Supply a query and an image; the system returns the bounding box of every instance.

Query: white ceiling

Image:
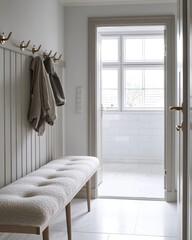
[59,0,176,6]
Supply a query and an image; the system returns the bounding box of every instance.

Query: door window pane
[124,38,143,61]
[144,38,164,61]
[102,69,118,89]
[145,70,164,88]
[101,68,119,109]
[102,90,118,108]
[123,68,164,109]
[125,90,143,107]
[101,38,119,62]
[124,69,143,89]
[145,90,164,107]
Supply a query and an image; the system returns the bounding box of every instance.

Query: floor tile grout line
[102,232,178,239]
[133,200,141,234]
[52,229,178,238]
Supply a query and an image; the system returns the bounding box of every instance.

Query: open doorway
[97,25,165,199]
[88,16,176,202]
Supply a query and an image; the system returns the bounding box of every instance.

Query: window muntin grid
[100,33,165,111]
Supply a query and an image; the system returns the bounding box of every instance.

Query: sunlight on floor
[98,162,164,199]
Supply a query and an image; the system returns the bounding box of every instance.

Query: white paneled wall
[102,111,164,163]
[0,47,65,189]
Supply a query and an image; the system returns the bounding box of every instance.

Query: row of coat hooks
[0,31,62,62]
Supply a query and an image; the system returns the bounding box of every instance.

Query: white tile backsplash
[102,112,164,162]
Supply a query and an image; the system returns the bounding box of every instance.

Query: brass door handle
[169,106,183,111]
[169,104,183,131]
[176,122,183,131]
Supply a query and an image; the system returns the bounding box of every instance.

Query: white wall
[64,3,177,155]
[102,112,164,162]
[0,0,66,187]
[0,0,65,56]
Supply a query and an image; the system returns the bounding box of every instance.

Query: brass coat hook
[51,52,57,59]
[20,40,30,51]
[32,44,41,54]
[54,54,62,62]
[0,32,12,44]
[43,50,52,59]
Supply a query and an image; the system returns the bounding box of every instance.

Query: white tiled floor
[98,162,164,199]
[19,198,177,240]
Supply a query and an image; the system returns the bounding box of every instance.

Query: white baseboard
[77,189,177,202]
[102,158,163,164]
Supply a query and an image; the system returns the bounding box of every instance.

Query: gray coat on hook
[28,56,57,135]
[44,57,66,106]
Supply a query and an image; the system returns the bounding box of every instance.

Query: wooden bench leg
[43,226,49,240]
[66,202,72,240]
[86,180,91,212]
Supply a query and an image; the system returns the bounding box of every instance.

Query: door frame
[88,16,176,200]
[187,0,192,237]
[177,0,192,239]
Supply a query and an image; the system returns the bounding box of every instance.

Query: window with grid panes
[100,33,164,111]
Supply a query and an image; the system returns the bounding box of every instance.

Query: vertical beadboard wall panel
[16,53,22,180]
[0,47,65,188]
[0,49,5,188]
[21,55,27,177]
[10,51,17,183]
[4,50,11,185]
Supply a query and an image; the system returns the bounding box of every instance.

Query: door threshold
[98,195,165,201]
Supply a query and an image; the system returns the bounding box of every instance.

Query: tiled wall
[102,111,164,163]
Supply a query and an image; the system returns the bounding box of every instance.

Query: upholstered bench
[0,156,99,240]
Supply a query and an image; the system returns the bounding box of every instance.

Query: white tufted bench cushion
[0,156,99,240]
